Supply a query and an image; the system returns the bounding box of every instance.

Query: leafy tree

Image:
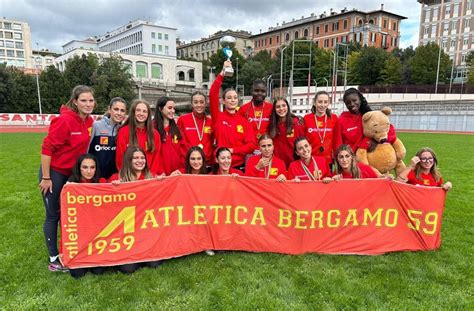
[92,54,135,113]
[5,66,37,112]
[409,42,451,84]
[239,60,267,96]
[39,65,69,113]
[380,55,403,85]
[0,63,14,112]
[467,51,474,85]
[348,47,388,85]
[392,46,415,84]
[347,51,361,84]
[63,54,99,90]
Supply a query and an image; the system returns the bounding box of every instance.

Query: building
[251,5,406,57]
[0,18,33,68]
[57,20,202,90]
[418,0,473,82]
[177,30,252,61]
[62,19,177,59]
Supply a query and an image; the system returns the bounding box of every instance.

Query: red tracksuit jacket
[272,118,305,168]
[238,100,273,140]
[304,113,341,165]
[245,155,287,179]
[159,126,184,175]
[177,112,214,164]
[210,74,257,167]
[41,105,94,176]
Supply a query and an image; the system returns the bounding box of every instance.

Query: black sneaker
[48,259,69,272]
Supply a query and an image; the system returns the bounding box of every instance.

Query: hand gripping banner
[60,176,446,268]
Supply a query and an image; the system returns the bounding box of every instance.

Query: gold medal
[256,133,262,139]
[198,143,204,149]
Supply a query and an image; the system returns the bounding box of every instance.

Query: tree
[0,63,14,112]
[348,47,389,85]
[239,60,267,96]
[92,54,135,113]
[346,51,361,84]
[3,66,37,112]
[409,42,451,84]
[39,65,69,113]
[467,51,474,85]
[392,46,416,84]
[380,55,403,85]
[63,54,99,90]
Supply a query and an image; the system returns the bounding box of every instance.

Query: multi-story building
[251,5,406,57]
[177,30,252,61]
[63,19,177,59]
[418,0,473,81]
[0,18,33,68]
[57,20,202,90]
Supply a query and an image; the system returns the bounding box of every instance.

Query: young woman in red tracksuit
[287,136,331,182]
[245,134,287,181]
[268,97,304,168]
[154,96,183,175]
[39,85,95,272]
[330,144,379,180]
[177,91,214,167]
[304,91,341,166]
[238,79,273,146]
[211,147,244,176]
[210,61,257,169]
[338,88,396,153]
[67,154,106,278]
[115,100,161,175]
[396,147,452,190]
[110,146,164,272]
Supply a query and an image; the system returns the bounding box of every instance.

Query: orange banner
[60,176,446,268]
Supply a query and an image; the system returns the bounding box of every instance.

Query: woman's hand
[276,174,286,182]
[332,174,342,181]
[156,173,166,180]
[322,177,332,184]
[256,157,270,170]
[111,180,121,186]
[409,156,420,169]
[39,179,53,195]
[170,170,181,176]
[442,181,452,191]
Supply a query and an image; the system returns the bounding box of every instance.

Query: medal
[315,114,327,153]
[192,112,205,149]
[319,146,324,153]
[256,133,262,139]
[251,102,265,136]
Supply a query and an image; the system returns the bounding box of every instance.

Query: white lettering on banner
[0,113,101,127]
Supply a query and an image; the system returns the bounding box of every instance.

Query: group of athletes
[38,60,452,277]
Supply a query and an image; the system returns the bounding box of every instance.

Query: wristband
[42,177,51,180]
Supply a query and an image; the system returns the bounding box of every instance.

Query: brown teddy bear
[356,107,406,176]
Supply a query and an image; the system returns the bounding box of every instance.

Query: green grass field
[0,132,473,310]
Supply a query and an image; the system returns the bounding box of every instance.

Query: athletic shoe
[205,250,215,256]
[48,259,69,272]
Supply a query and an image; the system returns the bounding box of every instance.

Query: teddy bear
[355,107,406,176]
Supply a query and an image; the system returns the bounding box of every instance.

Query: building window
[151,32,155,39]
[465,18,471,29]
[15,41,23,49]
[152,44,156,53]
[265,38,267,45]
[294,31,299,39]
[151,63,162,79]
[444,22,449,31]
[431,25,437,36]
[188,69,195,81]
[4,22,11,30]
[392,22,397,31]
[5,40,13,48]
[158,33,162,39]
[177,71,185,81]
[464,36,469,46]
[332,22,339,31]
[13,32,22,40]
[324,24,328,32]
[159,45,163,52]
[445,5,451,17]
[12,23,21,30]
[6,49,14,57]
[269,37,272,44]
[285,33,290,41]
[304,28,309,37]
[0,49,4,56]
[136,62,148,78]
[165,46,169,54]
[450,40,456,47]
[324,39,329,48]
[164,34,169,40]
[343,20,348,29]
[433,8,438,18]
[371,33,376,42]
[16,50,24,58]
[4,32,12,39]
[315,26,320,34]
[276,35,279,43]
[383,19,387,28]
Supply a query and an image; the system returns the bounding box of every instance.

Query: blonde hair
[333,144,360,178]
[414,147,442,183]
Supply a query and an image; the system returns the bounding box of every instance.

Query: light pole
[323,77,329,92]
[235,57,239,89]
[435,41,442,94]
[279,45,288,96]
[34,43,42,114]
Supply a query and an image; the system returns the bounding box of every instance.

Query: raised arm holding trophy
[219,35,236,77]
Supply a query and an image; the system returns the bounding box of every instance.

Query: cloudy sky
[2,0,421,53]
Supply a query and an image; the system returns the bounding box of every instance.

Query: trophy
[219,35,236,77]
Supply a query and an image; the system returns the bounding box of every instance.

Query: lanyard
[301,157,320,181]
[314,114,327,147]
[191,112,205,144]
[251,102,265,131]
[263,157,273,179]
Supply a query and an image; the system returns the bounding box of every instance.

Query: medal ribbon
[263,157,273,179]
[314,114,327,149]
[252,102,265,131]
[191,112,205,144]
[301,157,320,181]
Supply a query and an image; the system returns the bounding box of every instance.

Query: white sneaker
[205,250,215,256]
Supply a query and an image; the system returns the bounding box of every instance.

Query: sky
[1,0,421,53]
